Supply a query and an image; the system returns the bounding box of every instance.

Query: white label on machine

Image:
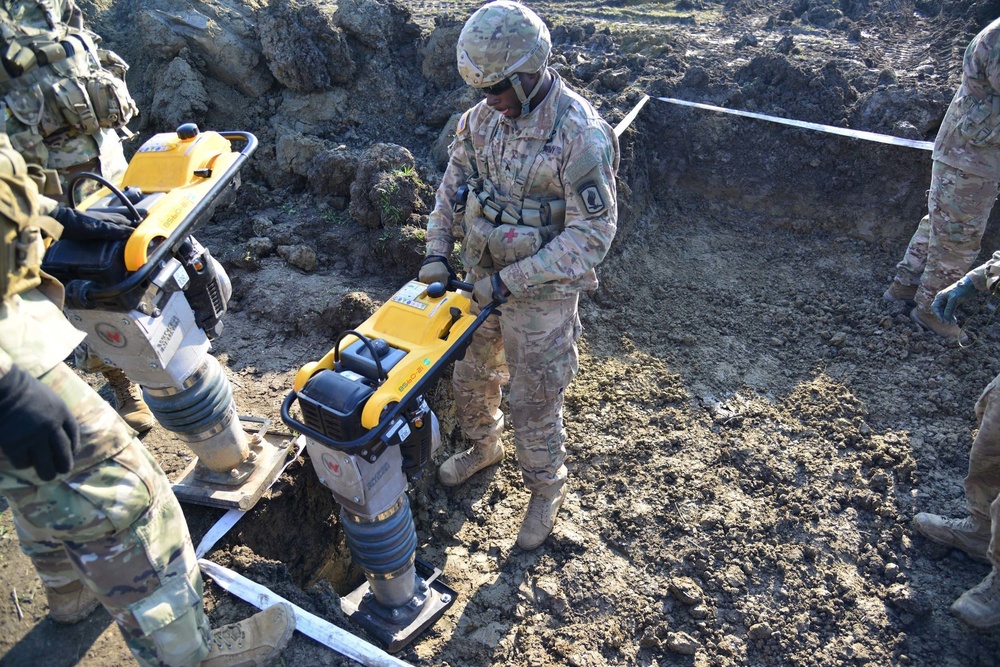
[391,281,427,310]
[397,422,411,441]
[173,265,190,289]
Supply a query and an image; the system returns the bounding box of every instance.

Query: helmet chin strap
[509,70,547,116]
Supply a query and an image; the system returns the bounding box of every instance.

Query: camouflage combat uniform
[0,0,136,201]
[425,70,619,495]
[0,0,142,383]
[0,132,210,666]
[937,251,1000,568]
[895,17,1000,311]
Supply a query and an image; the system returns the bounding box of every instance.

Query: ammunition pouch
[51,76,99,135]
[488,224,541,268]
[84,67,137,129]
[460,176,567,270]
[1,32,136,145]
[958,93,1000,147]
[0,171,62,300]
[461,214,494,270]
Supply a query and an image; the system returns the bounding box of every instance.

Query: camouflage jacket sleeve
[425,112,476,259]
[500,119,620,298]
[965,250,1000,291]
[962,19,1000,100]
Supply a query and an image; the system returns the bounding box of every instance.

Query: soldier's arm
[983,29,1000,95]
[965,250,1000,291]
[425,113,475,259]
[500,121,619,297]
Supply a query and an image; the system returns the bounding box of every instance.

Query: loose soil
[4,1,1000,666]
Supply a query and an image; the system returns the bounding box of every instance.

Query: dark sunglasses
[481,78,513,96]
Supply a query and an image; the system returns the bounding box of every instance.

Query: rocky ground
[4,0,1000,665]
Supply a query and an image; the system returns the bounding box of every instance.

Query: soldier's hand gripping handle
[0,365,79,481]
[51,205,136,241]
[419,255,456,285]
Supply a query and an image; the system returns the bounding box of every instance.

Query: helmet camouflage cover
[456,0,551,88]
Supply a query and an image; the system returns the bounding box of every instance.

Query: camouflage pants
[0,362,210,666]
[895,160,1000,311]
[964,373,1000,569]
[453,271,581,495]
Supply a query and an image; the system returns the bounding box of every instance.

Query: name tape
[613,93,934,151]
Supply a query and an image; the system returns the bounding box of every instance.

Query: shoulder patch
[457,109,472,135]
[578,181,608,215]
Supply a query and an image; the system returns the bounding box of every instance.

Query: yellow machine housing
[78,129,240,272]
[294,280,478,430]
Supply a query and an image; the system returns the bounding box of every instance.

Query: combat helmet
[457,0,551,115]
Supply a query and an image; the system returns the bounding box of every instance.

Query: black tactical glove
[0,365,79,481]
[418,255,454,286]
[51,205,136,241]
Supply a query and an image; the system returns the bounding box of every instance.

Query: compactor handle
[65,131,258,309]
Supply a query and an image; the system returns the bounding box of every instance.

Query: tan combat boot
[45,580,101,624]
[437,441,504,487]
[910,307,970,345]
[912,513,991,563]
[952,569,1000,628]
[200,602,296,667]
[516,484,567,550]
[103,368,155,433]
[883,280,917,305]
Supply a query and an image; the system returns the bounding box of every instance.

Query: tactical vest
[0,1,137,165]
[457,93,573,271]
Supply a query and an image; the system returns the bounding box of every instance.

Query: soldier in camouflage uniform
[0,132,295,666]
[0,0,154,431]
[908,256,1000,628]
[420,0,619,550]
[885,17,1000,342]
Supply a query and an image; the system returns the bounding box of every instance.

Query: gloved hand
[51,205,136,241]
[418,255,454,285]
[472,273,509,307]
[472,275,493,307]
[932,276,978,323]
[0,365,78,481]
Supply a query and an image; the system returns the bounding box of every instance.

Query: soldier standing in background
[909,253,1000,628]
[420,0,619,550]
[0,0,153,430]
[884,17,1000,343]
[0,131,296,666]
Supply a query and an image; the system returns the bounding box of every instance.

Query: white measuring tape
[614,93,935,151]
[200,559,414,667]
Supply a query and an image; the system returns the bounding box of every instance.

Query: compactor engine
[42,124,289,510]
[282,278,496,652]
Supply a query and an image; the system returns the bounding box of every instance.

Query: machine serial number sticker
[391,281,428,310]
[173,265,190,289]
